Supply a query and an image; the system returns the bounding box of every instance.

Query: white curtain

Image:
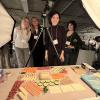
[0,3,14,47]
[82,0,100,29]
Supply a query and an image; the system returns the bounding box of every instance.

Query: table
[0,66,97,100]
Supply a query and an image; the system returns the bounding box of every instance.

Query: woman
[64,20,82,65]
[45,11,66,66]
[29,17,45,67]
[13,17,31,67]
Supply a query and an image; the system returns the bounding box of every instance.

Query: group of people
[13,11,83,68]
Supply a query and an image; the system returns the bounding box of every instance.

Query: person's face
[21,18,29,29]
[51,14,60,26]
[32,18,39,27]
[68,23,74,31]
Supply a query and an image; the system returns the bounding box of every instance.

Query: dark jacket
[65,32,82,52]
[29,27,44,50]
[29,27,45,66]
[45,25,66,54]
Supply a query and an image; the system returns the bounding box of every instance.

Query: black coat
[45,25,66,55]
[65,32,82,52]
[29,27,45,66]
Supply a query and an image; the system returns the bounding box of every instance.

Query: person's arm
[61,26,66,50]
[60,26,66,62]
[77,34,83,49]
[28,30,32,50]
[28,33,33,50]
[60,50,64,62]
[13,27,17,45]
[45,50,48,61]
[45,28,50,62]
[28,29,31,41]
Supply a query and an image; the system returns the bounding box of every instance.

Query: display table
[0,66,97,100]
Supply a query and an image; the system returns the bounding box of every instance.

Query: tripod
[25,13,61,67]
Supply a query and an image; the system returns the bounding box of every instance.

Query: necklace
[50,26,58,40]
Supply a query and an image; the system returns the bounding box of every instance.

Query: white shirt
[13,26,31,48]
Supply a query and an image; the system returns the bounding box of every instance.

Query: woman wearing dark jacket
[45,11,66,66]
[64,20,82,65]
[29,17,45,67]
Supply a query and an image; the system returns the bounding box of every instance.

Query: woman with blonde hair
[13,17,31,67]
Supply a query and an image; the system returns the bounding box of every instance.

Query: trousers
[15,47,30,67]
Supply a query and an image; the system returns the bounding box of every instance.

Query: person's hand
[68,45,74,48]
[60,51,64,62]
[45,50,48,62]
[45,54,48,62]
